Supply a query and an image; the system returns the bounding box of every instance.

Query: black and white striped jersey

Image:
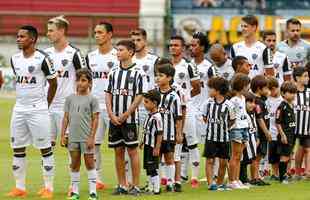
[294,87,310,136]
[105,63,148,124]
[157,88,182,142]
[202,98,235,142]
[143,112,163,148]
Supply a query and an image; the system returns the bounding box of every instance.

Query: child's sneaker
[96,181,107,190]
[174,182,182,192]
[6,188,27,198]
[191,178,199,188]
[67,192,80,200]
[208,184,218,191]
[227,181,241,189]
[128,186,141,196]
[217,184,231,191]
[161,178,168,186]
[88,193,98,200]
[40,188,53,199]
[166,184,173,192]
[112,185,128,195]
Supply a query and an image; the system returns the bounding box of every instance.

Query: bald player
[208,44,235,81]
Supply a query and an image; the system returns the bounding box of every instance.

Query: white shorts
[174,143,183,162]
[183,113,199,147]
[95,110,109,144]
[49,111,64,142]
[10,110,51,149]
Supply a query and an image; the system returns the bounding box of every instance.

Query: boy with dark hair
[231,56,251,75]
[276,81,298,184]
[203,77,235,191]
[155,64,183,192]
[250,75,271,186]
[266,78,282,180]
[293,67,310,179]
[105,39,148,195]
[140,89,163,195]
[61,68,100,200]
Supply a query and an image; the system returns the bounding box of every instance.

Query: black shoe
[140,182,150,192]
[270,175,279,181]
[256,179,271,186]
[128,186,141,196]
[174,182,182,192]
[181,176,189,183]
[112,185,128,195]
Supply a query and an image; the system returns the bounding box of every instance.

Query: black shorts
[277,134,295,156]
[108,123,138,148]
[257,139,268,157]
[268,141,280,164]
[160,141,175,154]
[203,141,230,159]
[143,145,159,171]
[299,136,310,148]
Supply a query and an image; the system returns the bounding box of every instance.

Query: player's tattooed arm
[175,118,183,144]
[60,112,69,147]
[47,77,57,107]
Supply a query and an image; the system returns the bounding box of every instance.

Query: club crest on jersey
[178,72,185,79]
[107,61,114,69]
[61,59,68,67]
[274,63,280,69]
[223,72,229,79]
[28,65,35,73]
[252,53,258,60]
[128,130,135,140]
[142,65,149,72]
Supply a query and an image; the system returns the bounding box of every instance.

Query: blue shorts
[230,128,249,143]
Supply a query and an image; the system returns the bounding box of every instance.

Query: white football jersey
[272,51,291,85]
[174,58,200,103]
[133,52,158,90]
[192,58,212,108]
[86,48,118,110]
[230,95,249,129]
[11,50,56,112]
[207,58,235,81]
[266,96,283,141]
[277,39,310,68]
[230,41,268,78]
[45,44,86,112]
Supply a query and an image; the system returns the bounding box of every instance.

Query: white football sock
[13,156,26,190]
[42,154,55,191]
[71,171,80,195]
[87,169,97,195]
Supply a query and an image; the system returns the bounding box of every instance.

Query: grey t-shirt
[64,94,100,142]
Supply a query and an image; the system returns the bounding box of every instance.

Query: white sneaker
[227,181,241,189]
[237,180,250,189]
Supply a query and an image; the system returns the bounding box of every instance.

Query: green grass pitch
[1,97,310,200]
